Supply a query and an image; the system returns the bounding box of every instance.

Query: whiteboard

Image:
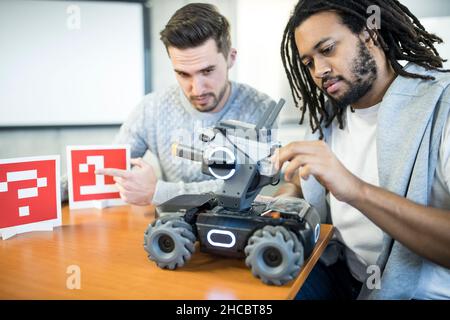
[0,0,145,126]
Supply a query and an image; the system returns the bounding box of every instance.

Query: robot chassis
[143,99,321,285]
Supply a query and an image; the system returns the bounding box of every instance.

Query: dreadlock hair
[281,0,449,139]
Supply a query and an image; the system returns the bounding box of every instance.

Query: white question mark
[0,170,47,216]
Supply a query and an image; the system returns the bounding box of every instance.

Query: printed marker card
[0,155,61,240]
[67,145,130,209]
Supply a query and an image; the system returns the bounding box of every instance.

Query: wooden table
[0,205,333,300]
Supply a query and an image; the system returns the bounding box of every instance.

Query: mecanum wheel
[244,225,304,285]
[143,216,196,270]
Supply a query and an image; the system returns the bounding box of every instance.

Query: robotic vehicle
[143,99,321,285]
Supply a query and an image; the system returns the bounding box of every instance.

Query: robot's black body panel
[156,193,320,260]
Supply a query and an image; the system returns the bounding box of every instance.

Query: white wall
[421,16,450,69]
[234,0,300,125]
[401,0,450,18]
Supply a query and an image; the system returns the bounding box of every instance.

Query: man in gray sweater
[94,3,275,206]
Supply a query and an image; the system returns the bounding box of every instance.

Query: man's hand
[274,141,450,268]
[273,140,363,203]
[95,158,157,206]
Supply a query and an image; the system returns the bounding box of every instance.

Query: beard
[323,39,378,109]
[189,81,230,113]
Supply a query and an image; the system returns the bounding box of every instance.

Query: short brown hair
[160,3,231,57]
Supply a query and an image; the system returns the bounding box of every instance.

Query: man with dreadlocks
[275,0,450,299]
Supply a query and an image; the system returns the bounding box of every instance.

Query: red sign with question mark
[0,156,61,239]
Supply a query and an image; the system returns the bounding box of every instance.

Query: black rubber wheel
[143,215,196,270]
[244,225,304,285]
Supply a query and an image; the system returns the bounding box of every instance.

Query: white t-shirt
[329,104,450,299]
